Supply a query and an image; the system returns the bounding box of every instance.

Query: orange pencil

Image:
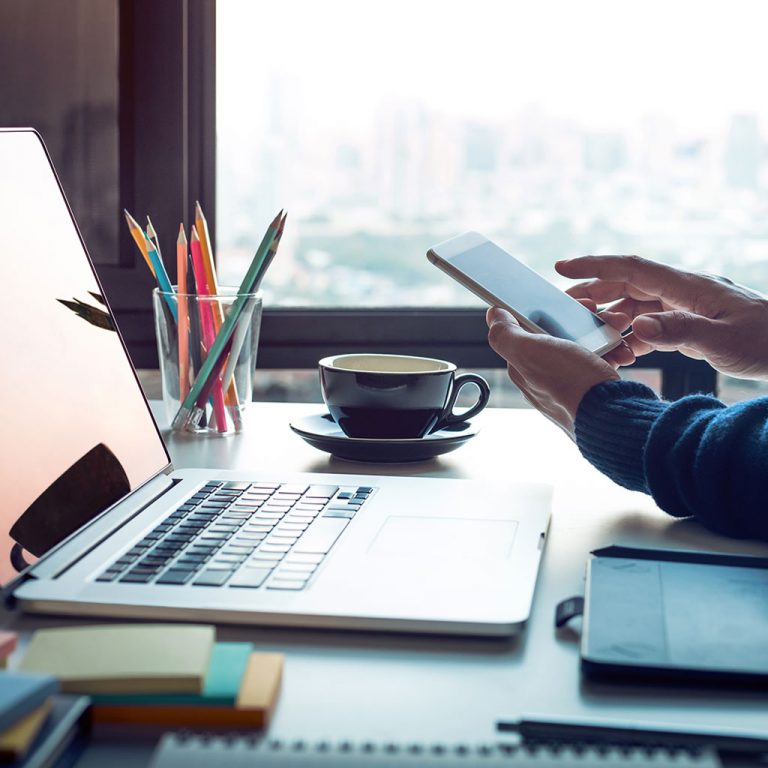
[123,209,156,277]
[194,201,221,323]
[177,224,190,400]
[190,226,228,432]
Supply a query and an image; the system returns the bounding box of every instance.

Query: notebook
[2,127,550,636]
[17,625,215,694]
[0,673,58,735]
[147,733,720,768]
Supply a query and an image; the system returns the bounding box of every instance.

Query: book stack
[17,624,283,728]
[0,669,89,766]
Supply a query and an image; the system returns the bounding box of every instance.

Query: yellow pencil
[177,224,190,400]
[123,209,156,277]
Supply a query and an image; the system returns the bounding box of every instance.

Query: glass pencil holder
[152,287,263,435]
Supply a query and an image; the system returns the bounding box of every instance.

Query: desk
[3,402,768,765]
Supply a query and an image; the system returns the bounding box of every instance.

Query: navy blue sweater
[574,380,768,541]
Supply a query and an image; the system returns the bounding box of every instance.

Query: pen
[498,718,768,753]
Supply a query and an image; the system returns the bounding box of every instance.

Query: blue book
[0,672,58,733]
[92,641,253,706]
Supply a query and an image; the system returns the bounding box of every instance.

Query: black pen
[498,718,768,754]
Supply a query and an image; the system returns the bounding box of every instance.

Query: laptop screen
[0,130,171,587]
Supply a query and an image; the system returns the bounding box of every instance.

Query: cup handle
[439,373,491,427]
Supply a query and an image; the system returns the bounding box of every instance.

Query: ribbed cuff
[575,380,667,493]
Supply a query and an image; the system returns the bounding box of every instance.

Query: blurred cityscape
[217,101,768,308]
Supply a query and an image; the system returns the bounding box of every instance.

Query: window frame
[113,0,716,401]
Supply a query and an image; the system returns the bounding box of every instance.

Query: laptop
[2,128,550,636]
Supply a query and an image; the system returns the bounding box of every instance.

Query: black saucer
[289,413,479,463]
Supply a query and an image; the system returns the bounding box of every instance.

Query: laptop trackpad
[368,516,518,560]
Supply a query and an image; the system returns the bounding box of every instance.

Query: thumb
[633,311,715,346]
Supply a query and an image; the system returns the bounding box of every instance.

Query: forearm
[574,380,768,541]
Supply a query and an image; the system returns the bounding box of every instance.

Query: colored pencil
[172,210,283,432]
[190,226,228,432]
[220,213,286,393]
[145,236,178,322]
[146,217,162,260]
[177,224,190,400]
[194,202,220,315]
[123,209,156,277]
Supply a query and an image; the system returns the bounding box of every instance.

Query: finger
[566,278,658,304]
[576,297,598,313]
[596,309,631,332]
[575,298,630,330]
[632,310,720,350]
[486,305,520,329]
[556,255,701,309]
[608,297,665,319]
[602,338,635,368]
[621,330,656,358]
[487,307,529,359]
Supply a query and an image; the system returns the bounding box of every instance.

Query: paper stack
[17,624,282,728]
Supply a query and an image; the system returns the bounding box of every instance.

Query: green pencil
[172,210,283,432]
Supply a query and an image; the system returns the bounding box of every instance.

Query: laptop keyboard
[96,481,375,591]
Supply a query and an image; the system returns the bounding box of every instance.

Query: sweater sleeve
[574,379,768,541]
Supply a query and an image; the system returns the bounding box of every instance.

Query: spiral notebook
[148,733,719,767]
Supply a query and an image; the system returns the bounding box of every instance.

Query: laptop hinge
[9,473,181,591]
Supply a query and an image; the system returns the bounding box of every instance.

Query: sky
[218,0,768,136]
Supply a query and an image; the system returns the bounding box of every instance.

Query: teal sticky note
[92,642,253,706]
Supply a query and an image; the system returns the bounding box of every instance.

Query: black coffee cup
[319,353,490,439]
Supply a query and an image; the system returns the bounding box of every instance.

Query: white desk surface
[4,402,768,758]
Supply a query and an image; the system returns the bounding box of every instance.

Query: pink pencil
[190,226,228,432]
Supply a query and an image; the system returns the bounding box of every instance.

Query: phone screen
[448,240,605,342]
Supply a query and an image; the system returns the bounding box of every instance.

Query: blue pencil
[145,236,178,322]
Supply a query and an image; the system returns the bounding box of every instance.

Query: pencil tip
[190,225,200,242]
[177,223,187,242]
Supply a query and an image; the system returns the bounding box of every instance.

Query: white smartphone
[427,231,622,356]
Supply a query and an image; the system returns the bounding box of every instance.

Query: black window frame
[113,0,716,402]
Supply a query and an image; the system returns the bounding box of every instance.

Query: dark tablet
[578,545,768,686]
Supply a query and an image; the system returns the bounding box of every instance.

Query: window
[217,0,768,318]
[216,0,768,399]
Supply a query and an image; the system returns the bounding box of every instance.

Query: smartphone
[427,231,622,356]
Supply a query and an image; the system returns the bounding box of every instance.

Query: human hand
[557,255,768,380]
[486,307,620,438]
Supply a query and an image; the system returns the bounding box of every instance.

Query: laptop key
[306,485,339,498]
[157,569,195,585]
[119,572,155,584]
[323,509,356,519]
[293,518,349,554]
[228,568,272,588]
[96,570,122,582]
[284,553,324,565]
[267,578,307,591]
[193,569,233,586]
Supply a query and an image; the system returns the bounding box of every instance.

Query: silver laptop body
[2,128,550,636]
